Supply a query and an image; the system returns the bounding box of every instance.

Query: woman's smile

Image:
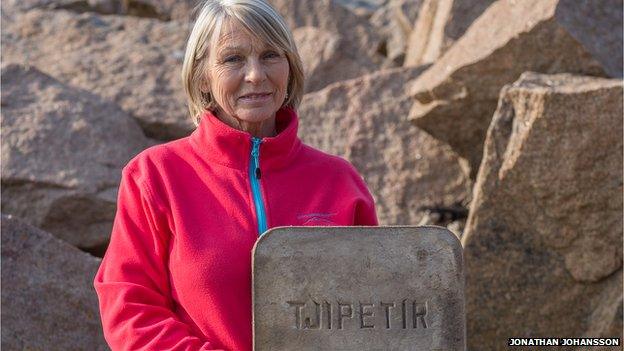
[238,92,273,104]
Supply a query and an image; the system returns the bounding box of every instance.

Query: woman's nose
[244,58,267,84]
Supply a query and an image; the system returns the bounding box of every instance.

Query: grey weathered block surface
[253,226,465,351]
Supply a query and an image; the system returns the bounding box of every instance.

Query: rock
[253,226,465,350]
[1,63,149,254]
[0,213,107,350]
[1,8,193,140]
[370,0,423,67]
[407,0,621,177]
[269,0,382,88]
[293,26,378,93]
[417,202,468,239]
[581,282,623,348]
[462,72,623,350]
[298,66,472,228]
[1,0,197,20]
[403,0,495,66]
[0,0,118,14]
[269,0,377,44]
[334,0,384,14]
[121,0,198,21]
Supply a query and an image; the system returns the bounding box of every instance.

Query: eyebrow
[219,46,246,52]
[217,44,278,54]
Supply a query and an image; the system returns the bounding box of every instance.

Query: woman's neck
[215,110,277,138]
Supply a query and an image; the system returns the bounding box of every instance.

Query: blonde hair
[181,0,304,126]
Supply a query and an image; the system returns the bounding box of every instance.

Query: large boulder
[298,66,472,230]
[269,0,380,49]
[1,8,193,140]
[462,72,623,350]
[407,0,622,177]
[1,0,197,20]
[293,26,379,93]
[403,0,495,66]
[122,0,198,21]
[0,0,115,15]
[269,0,382,90]
[370,0,423,67]
[1,214,107,350]
[1,64,149,255]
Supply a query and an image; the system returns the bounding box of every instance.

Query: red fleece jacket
[93,107,378,350]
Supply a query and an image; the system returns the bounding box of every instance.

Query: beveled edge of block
[252,225,461,262]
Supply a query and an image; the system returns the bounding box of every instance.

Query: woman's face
[205,20,290,129]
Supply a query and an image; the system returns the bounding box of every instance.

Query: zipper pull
[251,137,262,179]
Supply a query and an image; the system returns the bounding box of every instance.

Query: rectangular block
[252,226,465,351]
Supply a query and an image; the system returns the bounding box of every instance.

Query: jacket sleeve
[93,165,222,351]
[355,194,378,226]
[350,166,379,226]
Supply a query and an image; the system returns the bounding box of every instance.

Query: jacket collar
[189,107,302,171]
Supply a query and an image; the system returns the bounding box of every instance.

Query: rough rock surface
[1,64,149,254]
[293,26,378,93]
[123,0,198,21]
[269,0,379,47]
[269,0,382,85]
[1,0,198,20]
[1,8,193,140]
[462,73,623,350]
[1,0,116,14]
[407,0,621,177]
[403,0,495,66]
[370,0,423,67]
[1,214,106,350]
[298,66,472,229]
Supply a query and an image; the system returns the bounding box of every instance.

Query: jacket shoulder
[298,143,376,213]
[124,138,190,174]
[299,144,358,172]
[298,144,369,190]
[121,137,193,209]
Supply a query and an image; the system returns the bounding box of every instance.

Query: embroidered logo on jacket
[297,212,337,226]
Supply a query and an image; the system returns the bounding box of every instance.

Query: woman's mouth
[239,92,272,102]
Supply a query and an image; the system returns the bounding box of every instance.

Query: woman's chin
[234,107,278,123]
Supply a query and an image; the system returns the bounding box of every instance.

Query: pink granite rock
[463,72,623,350]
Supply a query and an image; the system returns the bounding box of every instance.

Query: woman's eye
[223,55,242,63]
[264,51,280,59]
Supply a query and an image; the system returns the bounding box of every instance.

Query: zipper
[250,137,268,236]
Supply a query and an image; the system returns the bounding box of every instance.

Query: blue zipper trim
[250,137,268,236]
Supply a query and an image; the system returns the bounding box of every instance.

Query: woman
[93,0,378,350]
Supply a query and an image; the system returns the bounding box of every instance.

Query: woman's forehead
[214,19,270,52]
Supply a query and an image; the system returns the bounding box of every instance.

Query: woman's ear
[199,79,210,93]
